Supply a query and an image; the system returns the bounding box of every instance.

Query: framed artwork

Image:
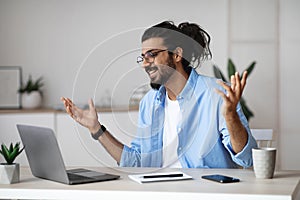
[0,66,22,109]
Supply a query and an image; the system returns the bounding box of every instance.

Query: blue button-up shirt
[120,69,257,168]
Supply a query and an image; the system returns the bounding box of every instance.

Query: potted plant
[213,58,256,121]
[0,142,24,184]
[18,75,44,109]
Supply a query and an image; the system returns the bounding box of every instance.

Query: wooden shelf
[0,108,58,114]
[0,105,139,114]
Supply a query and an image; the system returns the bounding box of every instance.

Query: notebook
[128,171,193,184]
[17,124,120,185]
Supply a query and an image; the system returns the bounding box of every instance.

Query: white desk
[0,167,300,200]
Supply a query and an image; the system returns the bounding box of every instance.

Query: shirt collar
[177,68,198,100]
[155,67,199,103]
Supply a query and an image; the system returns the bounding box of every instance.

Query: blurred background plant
[213,58,256,121]
[18,75,44,94]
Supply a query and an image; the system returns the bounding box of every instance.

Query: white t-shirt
[162,93,183,168]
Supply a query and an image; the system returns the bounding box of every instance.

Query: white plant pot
[0,163,20,184]
[21,91,42,109]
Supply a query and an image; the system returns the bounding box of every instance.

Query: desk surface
[0,167,300,200]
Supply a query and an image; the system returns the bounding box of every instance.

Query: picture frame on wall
[0,66,22,109]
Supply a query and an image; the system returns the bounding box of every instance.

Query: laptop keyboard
[67,173,94,181]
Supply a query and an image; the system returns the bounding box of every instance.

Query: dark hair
[142,21,212,72]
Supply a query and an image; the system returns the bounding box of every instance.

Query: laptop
[17,124,120,185]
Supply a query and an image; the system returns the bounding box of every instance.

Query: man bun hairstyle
[142,21,212,72]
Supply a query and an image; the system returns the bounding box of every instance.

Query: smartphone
[201,174,240,183]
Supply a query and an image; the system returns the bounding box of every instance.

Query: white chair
[251,129,273,147]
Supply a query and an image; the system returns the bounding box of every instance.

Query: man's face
[141,37,176,89]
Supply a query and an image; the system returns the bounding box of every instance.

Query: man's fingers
[66,105,74,116]
[88,98,95,110]
[217,80,234,98]
[62,97,75,116]
[66,98,74,105]
[214,88,230,103]
[235,72,241,91]
[231,75,236,91]
[61,97,74,108]
[241,71,248,90]
[61,97,68,108]
[217,79,230,90]
[214,88,226,98]
[61,97,83,123]
[229,71,248,98]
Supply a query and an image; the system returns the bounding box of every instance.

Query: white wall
[1,0,300,170]
[279,0,300,170]
[228,0,280,166]
[229,0,278,130]
[228,0,300,170]
[0,0,228,108]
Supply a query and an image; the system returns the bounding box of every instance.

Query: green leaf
[16,146,25,158]
[14,142,19,149]
[9,148,19,164]
[244,61,256,77]
[0,142,24,164]
[213,65,227,82]
[227,59,237,80]
[18,75,44,93]
[9,143,13,152]
[0,145,3,155]
[2,144,11,163]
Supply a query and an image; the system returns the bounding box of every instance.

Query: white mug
[252,147,276,179]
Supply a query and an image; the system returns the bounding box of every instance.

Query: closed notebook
[128,171,192,184]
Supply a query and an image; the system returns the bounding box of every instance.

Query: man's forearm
[90,122,124,164]
[225,112,248,154]
[98,130,124,164]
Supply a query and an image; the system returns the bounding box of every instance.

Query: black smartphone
[201,174,240,183]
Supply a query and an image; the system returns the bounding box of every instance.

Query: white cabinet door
[0,113,55,165]
[56,111,138,167]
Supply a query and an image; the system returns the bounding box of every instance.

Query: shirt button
[178,147,182,151]
[177,127,182,132]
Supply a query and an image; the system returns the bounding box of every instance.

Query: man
[61,21,257,168]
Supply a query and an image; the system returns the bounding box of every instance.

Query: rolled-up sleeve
[119,94,152,167]
[223,130,257,168]
[221,103,258,168]
[119,145,141,167]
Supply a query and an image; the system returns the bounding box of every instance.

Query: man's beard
[148,57,176,90]
[150,82,161,90]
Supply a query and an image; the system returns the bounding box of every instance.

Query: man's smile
[145,66,158,79]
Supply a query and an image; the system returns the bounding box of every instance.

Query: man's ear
[173,47,183,62]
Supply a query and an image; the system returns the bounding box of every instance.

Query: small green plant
[0,142,24,164]
[18,75,44,94]
[213,58,256,121]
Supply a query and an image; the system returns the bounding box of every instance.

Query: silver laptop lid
[17,124,69,184]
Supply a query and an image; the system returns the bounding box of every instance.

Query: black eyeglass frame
[136,49,168,64]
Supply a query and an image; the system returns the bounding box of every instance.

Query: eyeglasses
[137,49,168,64]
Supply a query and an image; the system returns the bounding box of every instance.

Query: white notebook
[128,171,193,184]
